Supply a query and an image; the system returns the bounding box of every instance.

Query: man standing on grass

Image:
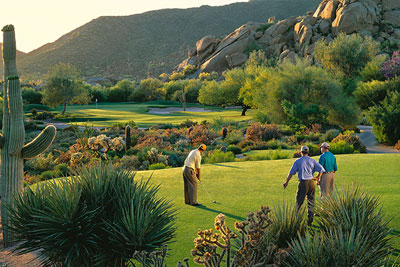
[317,142,337,196]
[283,146,325,226]
[183,144,206,206]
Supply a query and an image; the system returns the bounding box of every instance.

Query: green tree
[252,59,360,129]
[21,87,42,104]
[367,91,400,145]
[315,33,379,79]
[108,79,135,102]
[199,68,249,115]
[129,78,164,102]
[42,63,90,115]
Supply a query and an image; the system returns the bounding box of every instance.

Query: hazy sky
[1,0,247,53]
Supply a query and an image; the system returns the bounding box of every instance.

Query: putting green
[135,154,400,265]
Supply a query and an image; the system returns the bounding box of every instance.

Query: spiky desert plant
[6,163,176,266]
[125,125,131,151]
[1,25,56,246]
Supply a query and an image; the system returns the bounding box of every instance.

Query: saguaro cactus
[125,125,131,151]
[1,25,56,246]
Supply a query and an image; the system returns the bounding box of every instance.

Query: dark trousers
[183,166,197,205]
[296,180,316,226]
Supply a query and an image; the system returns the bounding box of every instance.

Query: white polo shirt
[183,149,202,170]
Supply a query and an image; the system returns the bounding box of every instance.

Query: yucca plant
[6,163,176,266]
[315,186,392,251]
[286,233,329,267]
[286,187,393,267]
[264,201,307,249]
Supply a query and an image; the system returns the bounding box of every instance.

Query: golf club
[199,180,216,203]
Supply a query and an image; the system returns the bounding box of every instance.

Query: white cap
[301,145,309,152]
[320,142,330,148]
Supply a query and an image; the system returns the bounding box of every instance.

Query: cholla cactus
[1,25,56,246]
[111,137,125,151]
[191,206,273,267]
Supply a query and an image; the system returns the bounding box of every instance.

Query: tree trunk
[182,85,186,111]
[62,102,67,115]
[241,106,249,116]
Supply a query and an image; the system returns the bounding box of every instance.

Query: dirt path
[357,125,399,154]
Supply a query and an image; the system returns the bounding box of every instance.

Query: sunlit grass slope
[136,154,400,265]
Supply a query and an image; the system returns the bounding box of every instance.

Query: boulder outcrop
[175,0,400,75]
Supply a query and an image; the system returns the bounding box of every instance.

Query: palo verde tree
[1,25,56,246]
[42,62,90,115]
[252,59,360,129]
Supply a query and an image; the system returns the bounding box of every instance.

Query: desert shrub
[367,91,400,145]
[188,125,217,146]
[319,129,341,142]
[329,140,354,154]
[149,163,168,170]
[360,55,386,82]
[244,150,291,161]
[332,131,367,153]
[116,155,140,171]
[169,72,185,81]
[25,153,56,174]
[54,163,69,176]
[263,124,281,141]
[22,87,43,104]
[179,119,197,128]
[38,170,58,181]
[256,22,273,33]
[135,134,165,150]
[33,111,54,120]
[6,164,176,266]
[287,233,329,267]
[380,50,400,79]
[182,64,197,76]
[395,140,400,151]
[205,150,235,164]
[224,130,244,145]
[245,122,263,141]
[227,145,242,155]
[354,78,400,110]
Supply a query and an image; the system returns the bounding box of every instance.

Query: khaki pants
[183,166,197,205]
[319,172,335,197]
[296,180,316,226]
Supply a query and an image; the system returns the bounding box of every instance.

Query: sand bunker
[148,107,213,114]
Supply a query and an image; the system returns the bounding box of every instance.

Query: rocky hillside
[177,0,400,74]
[2,0,319,80]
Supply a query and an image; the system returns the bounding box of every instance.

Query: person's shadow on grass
[196,205,245,221]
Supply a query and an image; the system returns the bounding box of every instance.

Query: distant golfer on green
[183,144,206,206]
[317,142,337,196]
[283,145,325,226]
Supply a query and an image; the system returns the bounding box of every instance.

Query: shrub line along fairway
[135,154,400,265]
[49,102,253,127]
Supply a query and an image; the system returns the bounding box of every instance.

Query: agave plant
[6,163,176,266]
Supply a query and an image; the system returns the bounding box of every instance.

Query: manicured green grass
[135,154,400,265]
[51,101,253,127]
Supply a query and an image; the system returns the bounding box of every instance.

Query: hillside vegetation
[7,0,319,79]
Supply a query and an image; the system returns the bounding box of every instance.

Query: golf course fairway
[135,153,400,265]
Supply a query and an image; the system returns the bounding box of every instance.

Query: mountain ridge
[5,0,319,80]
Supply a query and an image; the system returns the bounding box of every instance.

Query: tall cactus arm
[21,125,56,159]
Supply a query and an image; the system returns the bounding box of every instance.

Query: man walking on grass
[317,142,337,197]
[183,144,206,206]
[283,146,325,226]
